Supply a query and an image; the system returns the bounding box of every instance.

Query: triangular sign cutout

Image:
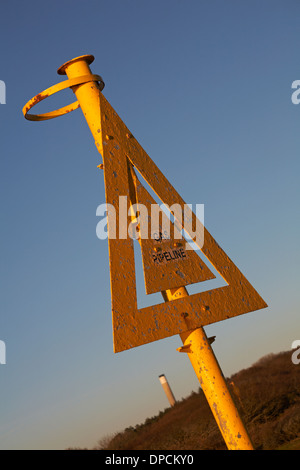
[98,92,267,353]
[128,164,216,295]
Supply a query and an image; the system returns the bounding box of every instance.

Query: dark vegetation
[73,351,300,450]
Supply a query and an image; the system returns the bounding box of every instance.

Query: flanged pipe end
[57,54,95,75]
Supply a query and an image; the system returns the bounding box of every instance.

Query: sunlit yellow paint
[22,54,267,450]
[128,165,215,294]
[22,55,267,354]
[57,55,105,155]
[164,286,254,450]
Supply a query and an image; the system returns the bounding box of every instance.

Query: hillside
[92,350,300,450]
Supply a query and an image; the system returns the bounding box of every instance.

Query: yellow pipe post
[164,286,254,450]
[57,55,105,155]
[59,56,254,450]
[25,55,254,450]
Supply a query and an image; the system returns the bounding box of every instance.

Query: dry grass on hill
[68,350,300,450]
[94,351,300,450]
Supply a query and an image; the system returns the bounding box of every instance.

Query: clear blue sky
[1,0,299,450]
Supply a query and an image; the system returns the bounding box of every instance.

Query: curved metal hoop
[22,74,104,121]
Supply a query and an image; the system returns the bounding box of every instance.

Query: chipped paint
[23,55,266,451]
[22,72,104,121]
[178,313,254,450]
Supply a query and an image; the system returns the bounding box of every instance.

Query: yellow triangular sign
[129,166,216,294]
[99,92,267,353]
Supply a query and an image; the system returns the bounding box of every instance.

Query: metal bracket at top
[22,73,104,121]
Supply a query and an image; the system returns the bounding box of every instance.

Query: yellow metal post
[23,55,258,450]
[164,286,254,450]
[57,55,105,156]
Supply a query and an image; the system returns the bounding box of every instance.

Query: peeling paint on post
[181,329,253,449]
[22,54,268,450]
